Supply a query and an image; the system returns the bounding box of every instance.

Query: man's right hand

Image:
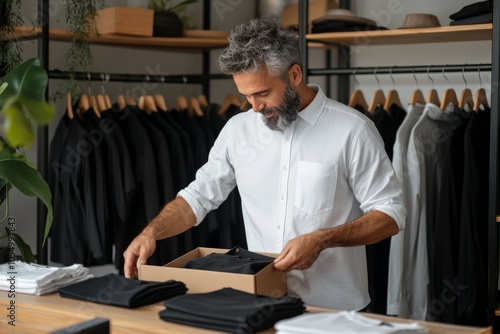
[123,233,156,278]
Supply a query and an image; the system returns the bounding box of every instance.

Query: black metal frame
[37,0,499,329]
[298,0,499,330]
[35,0,217,264]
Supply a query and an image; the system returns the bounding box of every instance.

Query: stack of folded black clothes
[159,288,306,333]
[450,0,493,26]
[184,246,274,274]
[59,273,187,308]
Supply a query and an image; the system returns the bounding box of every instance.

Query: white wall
[3,1,491,274]
[350,0,491,105]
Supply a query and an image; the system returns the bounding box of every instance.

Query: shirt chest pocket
[295,161,338,215]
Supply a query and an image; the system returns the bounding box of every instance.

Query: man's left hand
[273,231,324,272]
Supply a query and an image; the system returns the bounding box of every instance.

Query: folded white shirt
[0,261,93,295]
[275,311,428,334]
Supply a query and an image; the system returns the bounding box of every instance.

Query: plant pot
[153,12,183,37]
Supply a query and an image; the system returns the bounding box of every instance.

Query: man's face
[233,67,301,131]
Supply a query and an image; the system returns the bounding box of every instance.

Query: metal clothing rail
[308,63,492,76]
[48,70,228,84]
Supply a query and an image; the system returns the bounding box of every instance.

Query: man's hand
[123,233,156,278]
[273,231,324,272]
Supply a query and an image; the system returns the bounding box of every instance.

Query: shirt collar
[297,84,326,126]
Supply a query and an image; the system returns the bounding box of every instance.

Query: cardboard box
[95,6,154,37]
[139,247,287,297]
[281,0,338,32]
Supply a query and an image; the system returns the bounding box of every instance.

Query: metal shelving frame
[297,0,499,330]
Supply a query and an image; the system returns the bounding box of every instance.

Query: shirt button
[282,166,287,170]
[277,225,281,230]
[281,195,284,200]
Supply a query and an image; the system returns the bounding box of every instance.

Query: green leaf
[0,82,7,96]
[8,231,36,263]
[0,160,53,245]
[0,179,12,206]
[3,99,34,147]
[0,58,48,106]
[19,97,55,125]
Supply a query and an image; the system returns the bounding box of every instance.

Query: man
[123,18,406,311]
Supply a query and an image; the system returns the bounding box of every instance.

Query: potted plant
[148,0,198,37]
[0,57,55,263]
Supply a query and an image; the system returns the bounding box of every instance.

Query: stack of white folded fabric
[275,311,428,334]
[0,261,93,295]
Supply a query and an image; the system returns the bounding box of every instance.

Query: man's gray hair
[217,18,301,78]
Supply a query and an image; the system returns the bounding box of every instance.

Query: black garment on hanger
[450,12,493,26]
[59,274,187,308]
[159,288,305,333]
[50,113,110,266]
[457,107,491,326]
[108,104,161,272]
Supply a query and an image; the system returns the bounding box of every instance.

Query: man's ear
[288,64,302,85]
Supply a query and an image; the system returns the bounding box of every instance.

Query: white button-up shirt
[179,85,406,310]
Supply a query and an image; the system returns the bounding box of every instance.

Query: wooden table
[0,293,492,334]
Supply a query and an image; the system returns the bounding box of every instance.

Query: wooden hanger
[410,89,426,106]
[198,94,208,107]
[231,94,241,107]
[189,97,204,117]
[78,94,90,116]
[473,87,489,112]
[240,98,252,111]
[66,91,74,119]
[90,95,101,118]
[348,89,368,111]
[368,89,385,114]
[176,95,188,110]
[218,93,237,116]
[384,89,403,111]
[96,94,108,113]
[440,88,458,110]
[126,95,136,106]
[154,94,168,111]
[117,94,127,110]
[427,89,440,106]
[458,88,473,111]
[104,94,112,109]
[139,95,157,114]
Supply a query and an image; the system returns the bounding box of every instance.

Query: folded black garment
[311,21,388,34]
[184,246,275,274]
[450,12,493,26]
[450,0,493,21]
[159,288,305,333]
[59,273,187,308]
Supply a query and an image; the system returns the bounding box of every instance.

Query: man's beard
[260,80,300,131]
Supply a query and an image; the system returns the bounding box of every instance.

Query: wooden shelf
[496,215,500,223]
[306,23,492,46]
[10,26,228,51]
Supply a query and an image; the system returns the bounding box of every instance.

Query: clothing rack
[308,63,492,76]
[298,0,499,329]
[47,70,228,84]
[35,0,217,264]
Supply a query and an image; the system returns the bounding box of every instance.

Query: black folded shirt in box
[59,273,187,308]
[159,287,305,333]
[183,246,275,274]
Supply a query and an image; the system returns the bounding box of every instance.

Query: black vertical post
[36,0,49,265]
[202,0,210,98]
[337,0,351,104]
[298,0,308,82]
[488,0,500,329]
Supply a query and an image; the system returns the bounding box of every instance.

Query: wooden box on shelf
[95,6,154,37]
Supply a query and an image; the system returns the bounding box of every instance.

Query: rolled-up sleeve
[349,122,407,230]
